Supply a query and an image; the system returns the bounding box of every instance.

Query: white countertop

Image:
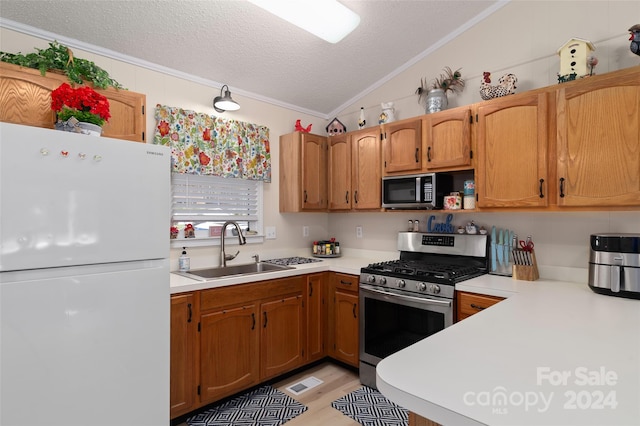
[169,255,376,294]
[377,277,640,426]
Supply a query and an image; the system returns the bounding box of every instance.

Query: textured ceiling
[0,0,504,117]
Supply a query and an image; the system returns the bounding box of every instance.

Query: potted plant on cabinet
[51,83,111,136]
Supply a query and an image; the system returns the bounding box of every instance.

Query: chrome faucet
[220,221,247,267]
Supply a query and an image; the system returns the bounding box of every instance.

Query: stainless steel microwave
[382,173,453,209]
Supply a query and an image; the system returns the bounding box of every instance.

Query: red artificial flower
[51,83,111,124]
[202,128,211,141]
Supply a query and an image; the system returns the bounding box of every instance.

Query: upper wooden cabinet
[0,62,146,142]
[327,128,382,211]
[475,91,549,208]
[556,67,640,207]
[382,117,422,174]
[424,106,472,171]
[280,131,327,212]
[327,133,351,210]
[351,127,382,210]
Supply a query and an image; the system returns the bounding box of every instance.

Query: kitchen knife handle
[539,178,544,198]
[559,177,565,198]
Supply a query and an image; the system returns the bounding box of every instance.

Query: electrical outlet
[356,226,363,239]
[265,226,276,239]
[303,226,309,237]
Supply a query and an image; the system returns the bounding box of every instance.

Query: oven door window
[362,296,445,360]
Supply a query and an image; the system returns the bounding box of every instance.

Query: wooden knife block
[512,250,539,281]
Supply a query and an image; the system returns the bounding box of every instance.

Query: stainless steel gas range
[359,232,489,389]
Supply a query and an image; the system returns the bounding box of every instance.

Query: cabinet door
[200,304,259,404]
[260,294,304,380]
[301,133,328,210]
[306,273,326,363]
[0,62,146,142]
[383,118,422,174]
[476,92,549,208]
[352,128,382,210]
[96,87,146,142]
[170,293,197,419]
[556,69,640,206]
[425,107,472,170]
[332,289,359,367]
[328,134,352,210]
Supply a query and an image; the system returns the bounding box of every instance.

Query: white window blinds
[171,174,261,223]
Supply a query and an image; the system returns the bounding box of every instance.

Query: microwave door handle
[362,285,452,308]
[415,177,421,203]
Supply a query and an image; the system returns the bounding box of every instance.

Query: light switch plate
[356,226,363,239]
[266,226,276,239]
[303,226,309,237]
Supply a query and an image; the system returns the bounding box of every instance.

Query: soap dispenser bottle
[179,247,190,272]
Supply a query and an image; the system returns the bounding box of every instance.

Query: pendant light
[213,85,240,113]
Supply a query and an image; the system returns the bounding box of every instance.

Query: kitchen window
[170,173,263,247]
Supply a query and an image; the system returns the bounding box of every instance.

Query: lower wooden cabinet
[199,304,259,405]
[306,273,327,363]
[260,293,305,380]
[328,272,359,367]
[456,291,504,321]
[409,412,442,426]
[170,272,365,419]
[170,293,197,419]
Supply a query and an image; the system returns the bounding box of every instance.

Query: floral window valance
[153,104,271,182]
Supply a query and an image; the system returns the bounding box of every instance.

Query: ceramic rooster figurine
[630,24,640,56]
[479,72,518,101]
[294,119,312,133]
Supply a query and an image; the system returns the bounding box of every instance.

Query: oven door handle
[360,284,452,308]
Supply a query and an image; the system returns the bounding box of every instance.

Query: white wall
[2,0,640,281]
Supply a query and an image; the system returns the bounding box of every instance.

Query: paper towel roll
[463,195,476,209]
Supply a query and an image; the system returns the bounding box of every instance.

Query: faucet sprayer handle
[252,254,260,263]
[224,250,240,261]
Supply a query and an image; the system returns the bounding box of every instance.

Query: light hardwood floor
[176,362,362,425]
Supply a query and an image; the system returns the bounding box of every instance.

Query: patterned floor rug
[331,386,408,426]
[187,385,307,426]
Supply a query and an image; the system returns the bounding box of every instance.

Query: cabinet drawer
[456,291,504,321]
[201,276,304,311]
[331,273,358,293]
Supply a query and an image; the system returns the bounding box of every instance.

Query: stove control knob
[379,277,387,285]
[367,275,376,283]
[417,282,427,292]
[429,284,441,294]
[396,279,405,288]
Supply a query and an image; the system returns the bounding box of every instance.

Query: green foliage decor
[0,41,124,90]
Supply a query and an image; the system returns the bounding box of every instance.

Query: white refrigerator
[0,123,171,426]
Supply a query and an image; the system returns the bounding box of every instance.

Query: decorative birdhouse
[326,117,346,136]
[557,37,595,79]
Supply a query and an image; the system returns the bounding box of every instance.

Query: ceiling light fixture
[213,85,240,113]
[248,0,360,44]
